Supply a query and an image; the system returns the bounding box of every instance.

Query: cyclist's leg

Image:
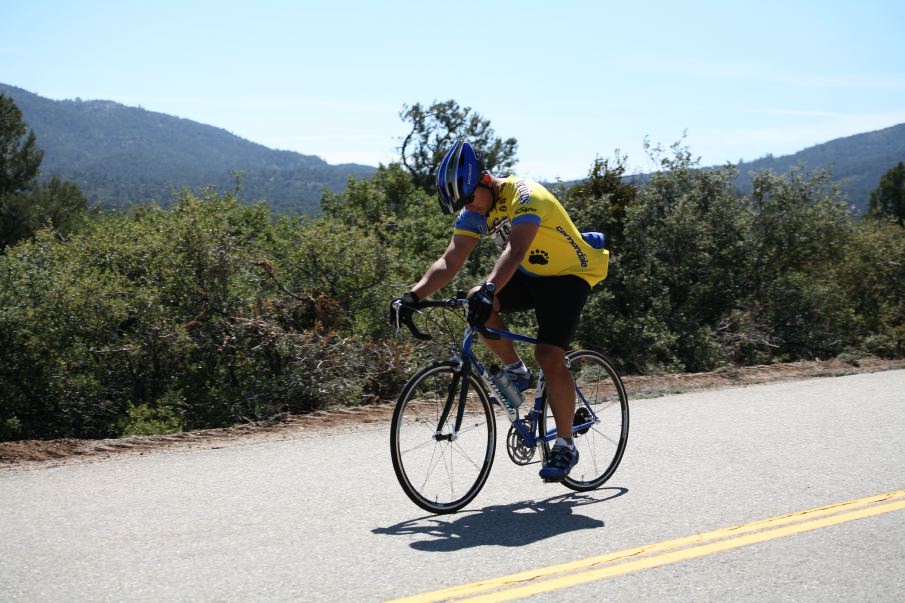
[530,275,590,479]
[478,308,520,365]
[535,343,574,438]
[542,350,629,490]
[537,343,581,481]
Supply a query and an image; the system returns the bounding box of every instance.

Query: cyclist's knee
[484,309,505,329]
[534,344,566,371]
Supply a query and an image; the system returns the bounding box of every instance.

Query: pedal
[540,471,567,483]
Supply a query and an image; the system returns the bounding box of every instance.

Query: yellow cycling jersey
[453,176,609,286]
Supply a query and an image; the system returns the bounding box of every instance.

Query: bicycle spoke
[452,419,486,437]
[450,439,484,470]
[420,442,449,493]
[405,399,447,436]
[587,423,620,445]
[399,437,439,455]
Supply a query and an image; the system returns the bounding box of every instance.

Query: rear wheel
[541,350,629,491]
[390,361,496,514]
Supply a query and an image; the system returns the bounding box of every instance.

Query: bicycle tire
[541,350,629,491]
[390,361,497,514]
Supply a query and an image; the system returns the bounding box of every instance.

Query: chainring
[506,419,536,465]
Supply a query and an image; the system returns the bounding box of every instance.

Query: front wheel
[390,361,496,514]
[541,350,629,491]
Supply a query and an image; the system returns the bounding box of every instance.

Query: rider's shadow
[373,488,627,552]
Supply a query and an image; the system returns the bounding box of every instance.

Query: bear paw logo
[528,250,549,265]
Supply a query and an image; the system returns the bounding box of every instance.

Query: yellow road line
[388,488,905,603]
[462,499,905,603]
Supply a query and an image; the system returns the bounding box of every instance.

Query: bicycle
[390,293,629,514]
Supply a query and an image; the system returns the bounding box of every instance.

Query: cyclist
[390,140,609,481]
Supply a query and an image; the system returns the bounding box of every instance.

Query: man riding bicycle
[390,141,609,481]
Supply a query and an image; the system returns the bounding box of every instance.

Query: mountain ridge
[3,83,902,214]
[0,83,376,214]
[732,122,905,210]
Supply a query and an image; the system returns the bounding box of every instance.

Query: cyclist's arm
[485,221,539,291]
[410,233,479,299]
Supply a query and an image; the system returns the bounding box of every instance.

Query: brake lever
[393,300,432,341]
[459,291,501,340]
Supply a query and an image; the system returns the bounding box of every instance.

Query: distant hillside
[0,83,376,214]
[734,123,905,213]
[4,83,900,215]
[554,125,905,215]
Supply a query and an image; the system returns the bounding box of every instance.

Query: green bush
[118,396,184,437]
[1,152,903,442]
[572,145,899,373]
[0,190,414,440]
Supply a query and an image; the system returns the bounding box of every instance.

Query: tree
[0,94,43,196]
[0,95,86,248]
[398,100,518,192]
[563,154,638,251]
[869,161,905,226]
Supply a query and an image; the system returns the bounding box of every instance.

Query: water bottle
[489,365,523,408]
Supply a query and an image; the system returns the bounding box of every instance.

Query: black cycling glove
[389,291,420,328]
[466,282,495,328]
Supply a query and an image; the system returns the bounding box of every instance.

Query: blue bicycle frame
[442,324,599,449]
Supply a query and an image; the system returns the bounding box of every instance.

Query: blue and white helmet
[436,141,485,214]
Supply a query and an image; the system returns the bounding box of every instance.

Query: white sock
[506,360,528,375]
[555,437,574,450]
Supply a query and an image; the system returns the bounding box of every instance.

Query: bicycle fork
[432,362,469,442]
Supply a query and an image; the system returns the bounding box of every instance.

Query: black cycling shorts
[496,271,591,350]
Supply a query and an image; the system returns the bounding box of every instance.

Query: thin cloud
[752,109,849,119]
[690,110,905,163]
[641,58,905,91]
[132,96,394,115]
[801,73,905,90]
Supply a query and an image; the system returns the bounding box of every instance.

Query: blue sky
[3,0,904,181]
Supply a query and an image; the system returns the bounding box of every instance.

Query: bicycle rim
[542,350,629,491]
[390,362,496,514]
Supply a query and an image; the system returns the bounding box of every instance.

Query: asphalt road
[2,370,904,602]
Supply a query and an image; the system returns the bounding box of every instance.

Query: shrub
[0,191,411,440]
[2,149,903,441]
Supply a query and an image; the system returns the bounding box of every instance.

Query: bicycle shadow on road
[373,487,627,552]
